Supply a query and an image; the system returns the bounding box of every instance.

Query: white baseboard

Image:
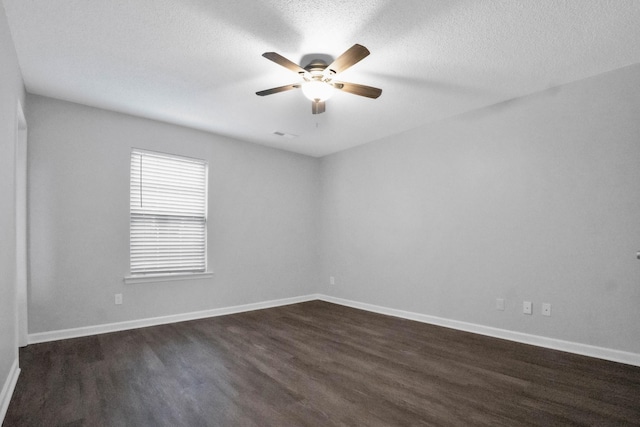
[28,294,319,345]
[0,358,20,425]
[316,294,640,367]
[26,293,640,367]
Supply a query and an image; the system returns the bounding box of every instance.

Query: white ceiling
[4,0,640,157]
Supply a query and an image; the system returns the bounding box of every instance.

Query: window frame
[125,148,212,284]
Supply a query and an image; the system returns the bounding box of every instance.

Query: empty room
[1,1,640,425]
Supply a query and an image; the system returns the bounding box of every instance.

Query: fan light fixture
[301,81,335,102]
[256,44,382,114]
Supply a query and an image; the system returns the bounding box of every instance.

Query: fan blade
[333,81,382,99]
[326,44,370,75]
[256,84,300,96]
[312,101,325,114]
[262,52,307,74]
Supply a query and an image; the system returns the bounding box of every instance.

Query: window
[129,149,208,278]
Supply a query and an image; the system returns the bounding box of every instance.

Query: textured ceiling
[4,0,640,157]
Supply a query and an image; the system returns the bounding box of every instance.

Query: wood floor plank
[4,301,640,426]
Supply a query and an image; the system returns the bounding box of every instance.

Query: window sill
[124,272,213,285]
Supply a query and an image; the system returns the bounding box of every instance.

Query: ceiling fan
[256,44,382,114]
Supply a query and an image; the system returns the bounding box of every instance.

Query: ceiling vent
[273,131,298,139]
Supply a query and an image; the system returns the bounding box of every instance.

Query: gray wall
[0,1,24,397]
[20,58,640,357]
[26,95,321,333]
[320,64,640,354]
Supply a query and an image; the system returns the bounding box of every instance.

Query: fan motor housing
[304,59,330,75]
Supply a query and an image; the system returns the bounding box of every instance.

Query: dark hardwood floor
[4,300,640,426]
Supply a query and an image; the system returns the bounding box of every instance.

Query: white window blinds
[130,149,208,275]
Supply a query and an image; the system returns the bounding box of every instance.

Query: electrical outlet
[115,293,123,305]
[496,298,505,311]
[542,303,551,316]
[523,301,532,315]
[330,276,335,285]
